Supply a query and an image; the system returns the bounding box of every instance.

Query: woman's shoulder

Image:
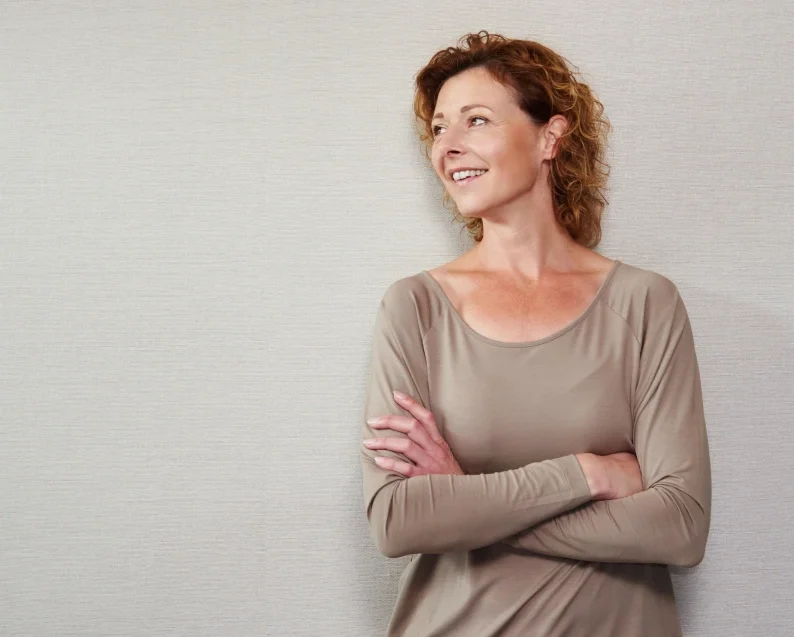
[375,270,443,337]
[610,259,681,302]
[606,259,690,340]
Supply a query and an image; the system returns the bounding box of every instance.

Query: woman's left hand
[363,390,465,477]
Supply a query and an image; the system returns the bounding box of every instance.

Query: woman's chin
[454,200,490,218]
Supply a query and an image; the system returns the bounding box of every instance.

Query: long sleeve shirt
[359,258,712,637]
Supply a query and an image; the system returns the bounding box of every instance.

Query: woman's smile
[453,171,488,186]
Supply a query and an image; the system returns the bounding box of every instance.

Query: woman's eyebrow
[432,104,493,121]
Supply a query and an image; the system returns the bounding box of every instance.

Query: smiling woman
[360,30,711,637]
[414,31,612,247]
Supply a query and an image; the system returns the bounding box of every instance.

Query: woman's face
[430,66,551,219]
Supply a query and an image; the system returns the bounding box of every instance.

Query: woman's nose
[437,129,465,156]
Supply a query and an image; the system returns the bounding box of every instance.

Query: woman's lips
[453,171,487,186]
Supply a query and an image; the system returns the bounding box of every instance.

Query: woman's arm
[361,284,594,558]
[503,287,712,567]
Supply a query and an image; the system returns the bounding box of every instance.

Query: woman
[360,31,711,637]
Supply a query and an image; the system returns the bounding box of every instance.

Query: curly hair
[413,31,612,248]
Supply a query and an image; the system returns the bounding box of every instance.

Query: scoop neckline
[420,259,622,348]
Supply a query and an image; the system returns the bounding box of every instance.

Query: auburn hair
[413,31,612,248]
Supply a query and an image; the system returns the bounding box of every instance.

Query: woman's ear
[544,114,568,159]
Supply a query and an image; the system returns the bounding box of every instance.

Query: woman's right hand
[575,452,643,501]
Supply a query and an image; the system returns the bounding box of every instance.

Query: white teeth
[452,169,487,182]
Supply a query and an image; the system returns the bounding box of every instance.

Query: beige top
[360,258,712,637]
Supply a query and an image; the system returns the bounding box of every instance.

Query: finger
[364,437,434,467]
[369,415,435,451]
[392,391,445,443]
[373,455,418,477]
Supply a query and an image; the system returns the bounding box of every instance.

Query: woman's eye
[432,115,487,137]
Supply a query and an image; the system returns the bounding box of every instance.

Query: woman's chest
[424,326,636,474]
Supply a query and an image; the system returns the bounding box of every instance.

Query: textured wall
[1,2,792,636]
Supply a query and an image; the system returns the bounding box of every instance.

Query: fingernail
[393,390,407,399]
[363,439,375,445]
[367,417,381,424]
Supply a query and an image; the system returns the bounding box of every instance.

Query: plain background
[2,2,793,636]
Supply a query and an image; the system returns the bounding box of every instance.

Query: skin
[364,66,643,500]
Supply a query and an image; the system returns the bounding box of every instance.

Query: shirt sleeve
[502,283,712,567]
[360,283,594,558]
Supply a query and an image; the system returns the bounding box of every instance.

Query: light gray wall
[1,2,792,636]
